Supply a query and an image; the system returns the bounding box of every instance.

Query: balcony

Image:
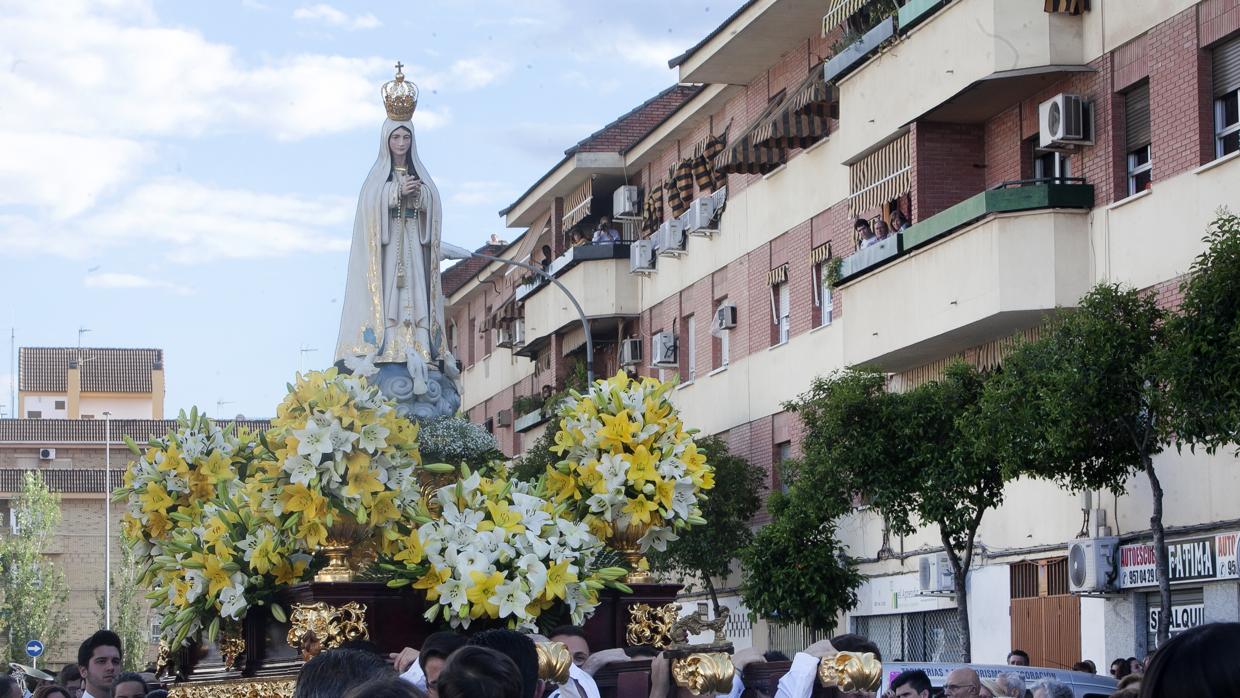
[834,0,1089,161]
[517,243,641,357]
[839,181,1094,371]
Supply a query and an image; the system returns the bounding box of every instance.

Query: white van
[878,662,1118,698]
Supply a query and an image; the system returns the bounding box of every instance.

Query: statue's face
[389,129,412,160]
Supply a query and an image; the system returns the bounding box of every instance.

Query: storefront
[1118,530,1240,653]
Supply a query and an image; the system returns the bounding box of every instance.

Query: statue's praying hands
[399,173,421,198]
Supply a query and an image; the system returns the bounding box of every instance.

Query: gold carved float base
[168,677,295,698]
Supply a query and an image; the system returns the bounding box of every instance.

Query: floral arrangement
[115,410,311,646]
[545,371,714,552]
[416,415,503,467]
[261,368,425,547]
[383,465,628,629]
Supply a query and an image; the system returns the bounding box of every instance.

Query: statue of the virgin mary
[335,64,461,419]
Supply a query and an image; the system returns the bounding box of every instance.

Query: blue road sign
[25,640,43,658]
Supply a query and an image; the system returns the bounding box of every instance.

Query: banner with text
[1119,532,1240,589]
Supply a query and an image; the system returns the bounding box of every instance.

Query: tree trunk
[940,530,971,662]
[704,574,721,616]
[1145,457,1171,646]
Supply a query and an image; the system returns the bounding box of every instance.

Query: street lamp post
[441,244,595,384]
[103,410,112,630]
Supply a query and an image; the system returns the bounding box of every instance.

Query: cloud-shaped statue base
[337,361,461,422]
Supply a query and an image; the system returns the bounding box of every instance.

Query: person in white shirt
[77,630,123,698]
[592,217,622,244]
[773,634,883,698]
[546,627,600,698]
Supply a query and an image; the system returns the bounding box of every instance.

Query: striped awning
[751,70,833,149]
[642,181,665,233]
[810,241,833,265]
[767,264,789,286]
[562,176,595,230]
[1044,0,1089,14]
[822,0,866,35]
[716,96,790,176]
[849,132,911,214]
[691,133,728,192]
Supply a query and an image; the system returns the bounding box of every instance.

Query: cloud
[0,178,352,264]
[83,272,192,295]
[0,131,151,219]
[292,4,381,30]
[80,178,353,263]
[446,58,510,90]
[0,3,391,141]
[448,181,518,207]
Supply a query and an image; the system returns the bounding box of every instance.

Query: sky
[0,0,740,419]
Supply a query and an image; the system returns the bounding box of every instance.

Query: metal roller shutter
[1213,34,1240,98]
[1126,82,1151,150]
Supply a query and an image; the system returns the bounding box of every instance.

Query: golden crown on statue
[382,61,419,121]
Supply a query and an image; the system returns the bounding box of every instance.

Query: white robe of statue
[335,118,457,396]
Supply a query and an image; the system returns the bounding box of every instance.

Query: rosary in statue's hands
[400,174,421,198]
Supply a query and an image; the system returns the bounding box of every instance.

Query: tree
[0,472,69,663]
[786,364,1004,660]
[1165,210,1240,451]
[971,284,1176,643]
[647,437,764,614]
[95,543,150,670]
[739,491,862,632]
[512,424,558,483]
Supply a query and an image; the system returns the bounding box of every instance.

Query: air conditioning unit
[1068,536,1119,594]
[651,331,678,367]
[620,338,643,366]
[38,448,56,461]
[656,219,687,257]
[630,239,656,274]
[918,553,954,594]
[613,185,642,219]
[685,197,719,237]
[1039,94,1089,149]
[715,304,737,330]
[511,319,526,348]
[495,326,513,349]
[496,409,513,428]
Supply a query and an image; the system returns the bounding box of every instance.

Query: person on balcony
[855,218,876,249]
[873,219,892,243]
[592,216,622,244]
[890,209,910,232]
[539,245,554,271]
[570,230,588,248]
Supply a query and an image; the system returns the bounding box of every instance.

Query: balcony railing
[514,242,633,304]
[837,179,1094,285]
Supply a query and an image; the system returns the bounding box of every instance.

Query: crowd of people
[10,621,1237,697]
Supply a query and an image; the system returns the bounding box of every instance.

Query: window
[150,619,162,644]
[1216,90,1240,158]
[815,261,834,327]
[483,306,493,355]
[773,282,791,345]
[1125,83,1152,196]
[26,411,41,419]
[713,298,730,369]
[1213,35,1240,158]
[447,321,458,357]
[774,441,792,493]
[684,314,697,381]
[53,400,65,410]
[853,610,964,662]
[1034,149,1071,181]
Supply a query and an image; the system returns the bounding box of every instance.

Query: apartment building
[444,0,1240,666]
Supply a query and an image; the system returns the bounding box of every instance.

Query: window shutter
[1213,34,1240,98]
[1125,83,1151,150]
